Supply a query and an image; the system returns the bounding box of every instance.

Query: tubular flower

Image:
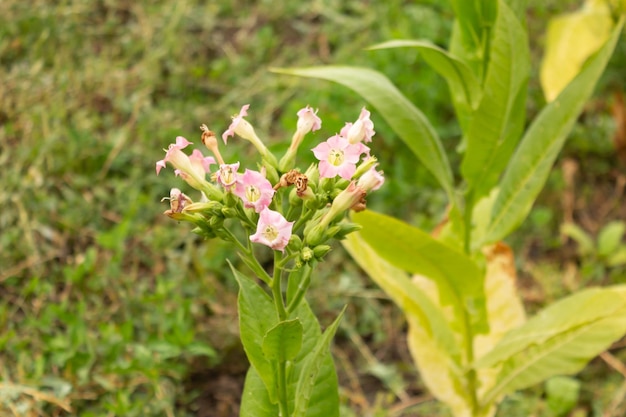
[296,106,322,135]
[250,207,294,252]
[312,135,365,180]
[233,169,275,212]
[357,166,385,192]
[222,104,250,144]
[341,107,375,144]
[215,162,240,189]
[156,137,215,190]
[156,136,192,175]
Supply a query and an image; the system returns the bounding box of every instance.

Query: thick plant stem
[277,358,289,417]
[271,251,288,321]
[271,251,290,416]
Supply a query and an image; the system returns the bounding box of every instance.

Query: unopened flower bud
[182,201,222,215]
[209,216,224,229]
[288,234,303,251]
[201,124,225,165]
[313,245,332,259]
[305,224,326,247]
[333,222,362,240]
[221,206,238,218]
[301,246,315,262]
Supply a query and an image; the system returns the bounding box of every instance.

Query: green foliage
[483,17,624,245]
[235,267,342,417]
[281,1,626,416]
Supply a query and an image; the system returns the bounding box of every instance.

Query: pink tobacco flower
[312,135,365,180]
[188,149,216,176]
[156,137,215,189]
[357,166,385,192]
[296,106,322,135]
[233,169,275,212]
[222,104,250,144]
[156,136,193,175]
[215,162,240,189]
[341,107,375,144]
[250,207,294,252]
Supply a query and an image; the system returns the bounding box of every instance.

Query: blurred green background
[1,0,625,416]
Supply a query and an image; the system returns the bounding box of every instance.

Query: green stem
[286,263,313,314]
[462,189,479,414]
[223,228,273,284]
[277,359,289,417]
[293,207,314,232]
[463,311,479,415]
[270,250,289,416]
[463,189,475,254]
[271,251,287,321]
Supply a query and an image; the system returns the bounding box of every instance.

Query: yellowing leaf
[474,243,526,401]
[540,0,613,102]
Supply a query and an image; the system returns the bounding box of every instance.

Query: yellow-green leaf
[540,0,614,102]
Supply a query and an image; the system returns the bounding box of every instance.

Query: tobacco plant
[277,0,626,416]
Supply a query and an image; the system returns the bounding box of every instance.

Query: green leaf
[288,299,340,417]
[240,297,341,417]
[231,265,278,403]
[608,246,626,267]
[352,210,488,334]
[545,376,581,417]
[560,223,595,256]
[271,66,455,200]
[482,18,625,245]
[597,221,626,258]
[448,0,497,80]
[462,0,529,199]
[292,307,345,417]
[262,319,303,362]
[476,286,626,404]
[240,367,279,417]
[367,39,481,132]
[540,0,614,102]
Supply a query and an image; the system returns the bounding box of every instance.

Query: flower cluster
[156,104,384,265]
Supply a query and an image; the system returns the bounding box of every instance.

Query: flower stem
[286,263,313,314]
[271,251,288,321]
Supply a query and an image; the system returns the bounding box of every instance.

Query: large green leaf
[367,39,481,132]
[262,319,303,362]
[239,295,341,417]
[448,0,497,81]
[476,286,626,404]
[288,299,340,417]
[352,210,488,334]
[292,307,345,417]
[462,0,529,200]
[271,66,455,200]
[232,266,278,403]
[482,18,624,245]
[240,367,279,417]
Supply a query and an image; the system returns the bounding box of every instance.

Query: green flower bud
[333,222,362,240]
[221,206,238,218]
[313,245,331,259]
[300,246,314,262]
[287,234,303,251]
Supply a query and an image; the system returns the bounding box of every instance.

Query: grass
[1,0,625,416]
